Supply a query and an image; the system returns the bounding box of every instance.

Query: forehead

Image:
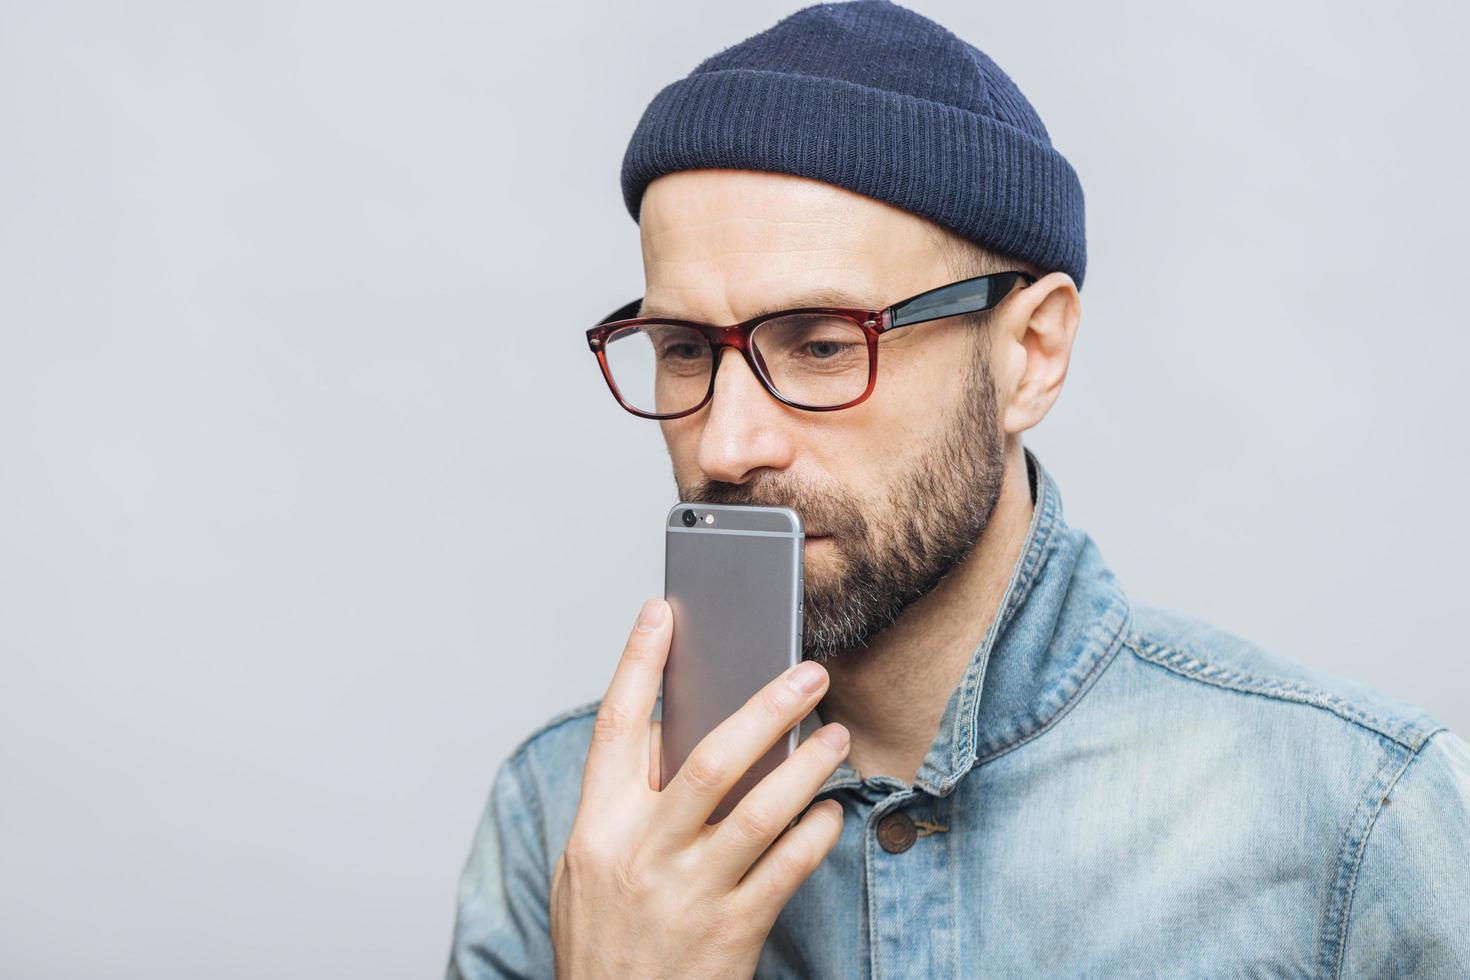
[638,170,949,320]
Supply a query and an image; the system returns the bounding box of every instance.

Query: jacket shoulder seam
[1324,731,1445,977]
[1123,632,1430,751]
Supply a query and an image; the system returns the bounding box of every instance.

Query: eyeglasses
[585,270,1036,420]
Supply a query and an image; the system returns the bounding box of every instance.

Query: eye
[659,341,704,361]
[803,339,853,359]
[752,314,866,366]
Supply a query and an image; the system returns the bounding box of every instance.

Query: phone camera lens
[682,509,697,527]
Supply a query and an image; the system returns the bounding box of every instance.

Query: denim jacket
[448,449,1470,978]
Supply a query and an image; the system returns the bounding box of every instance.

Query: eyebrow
[639,289,883,321]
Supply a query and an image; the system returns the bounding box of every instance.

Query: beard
[677,339,1007,663]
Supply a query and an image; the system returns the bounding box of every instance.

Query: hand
[549,597,849,979]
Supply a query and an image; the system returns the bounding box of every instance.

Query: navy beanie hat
[620,0,1087,289]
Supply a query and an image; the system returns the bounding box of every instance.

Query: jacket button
[876,811,916,853]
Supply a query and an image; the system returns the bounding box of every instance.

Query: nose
[693,346,797,485]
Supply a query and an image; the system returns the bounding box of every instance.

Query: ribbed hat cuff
[620,68,1087,289]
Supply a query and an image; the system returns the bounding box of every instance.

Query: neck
[816,441,1034,785]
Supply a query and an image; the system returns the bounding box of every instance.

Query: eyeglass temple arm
[886,271,1033,330]
[601,298,643,325]
[593,270,1033,335]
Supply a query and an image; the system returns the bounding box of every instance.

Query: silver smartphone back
[662,502,805,823]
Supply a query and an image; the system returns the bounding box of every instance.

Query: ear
[994,272,1081,434]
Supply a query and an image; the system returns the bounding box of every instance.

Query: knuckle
[563,832,657,898]
[622,634,657,665]
[728,801,778,845]
[756,686,791,724]
[681,750,727,795]
[590,700,628,745]
[559,833,607,876]
[768,843,815,885]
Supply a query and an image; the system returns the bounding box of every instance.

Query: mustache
[680,474,868,539]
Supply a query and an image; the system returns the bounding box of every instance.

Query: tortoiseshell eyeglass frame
[585,269,1037,420]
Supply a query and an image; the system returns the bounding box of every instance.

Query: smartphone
[661,501,805,823]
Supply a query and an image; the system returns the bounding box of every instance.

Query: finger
[652,659,830,842]
[581,598,672,802]
[732,797,845,929]
[647,719,662,792]
[703,722,850,883]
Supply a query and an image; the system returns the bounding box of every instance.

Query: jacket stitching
[942,449,1059,782]
[973,601,1131,767]
[1318,743,1399,977]
[1124,635,1429,751]
[956,512,1058,763]
[997,465,1060,632]
[1325,738,1432,978]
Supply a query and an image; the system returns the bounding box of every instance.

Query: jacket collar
[802,447,1131,797]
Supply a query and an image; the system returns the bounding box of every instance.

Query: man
[449,2,1470,976]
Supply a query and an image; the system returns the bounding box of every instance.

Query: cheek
[884,333,973,403]
[848,350,969,466]
[846,382,946,470]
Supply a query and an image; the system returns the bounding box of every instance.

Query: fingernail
[816,723,849,750]
[786,661,825,694]
[635,598,665,632]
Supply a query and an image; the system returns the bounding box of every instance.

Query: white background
[1,1,1466,976]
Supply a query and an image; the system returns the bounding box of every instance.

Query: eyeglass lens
[602,314,870,416]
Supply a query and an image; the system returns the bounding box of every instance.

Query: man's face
[638,170,1012,663]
